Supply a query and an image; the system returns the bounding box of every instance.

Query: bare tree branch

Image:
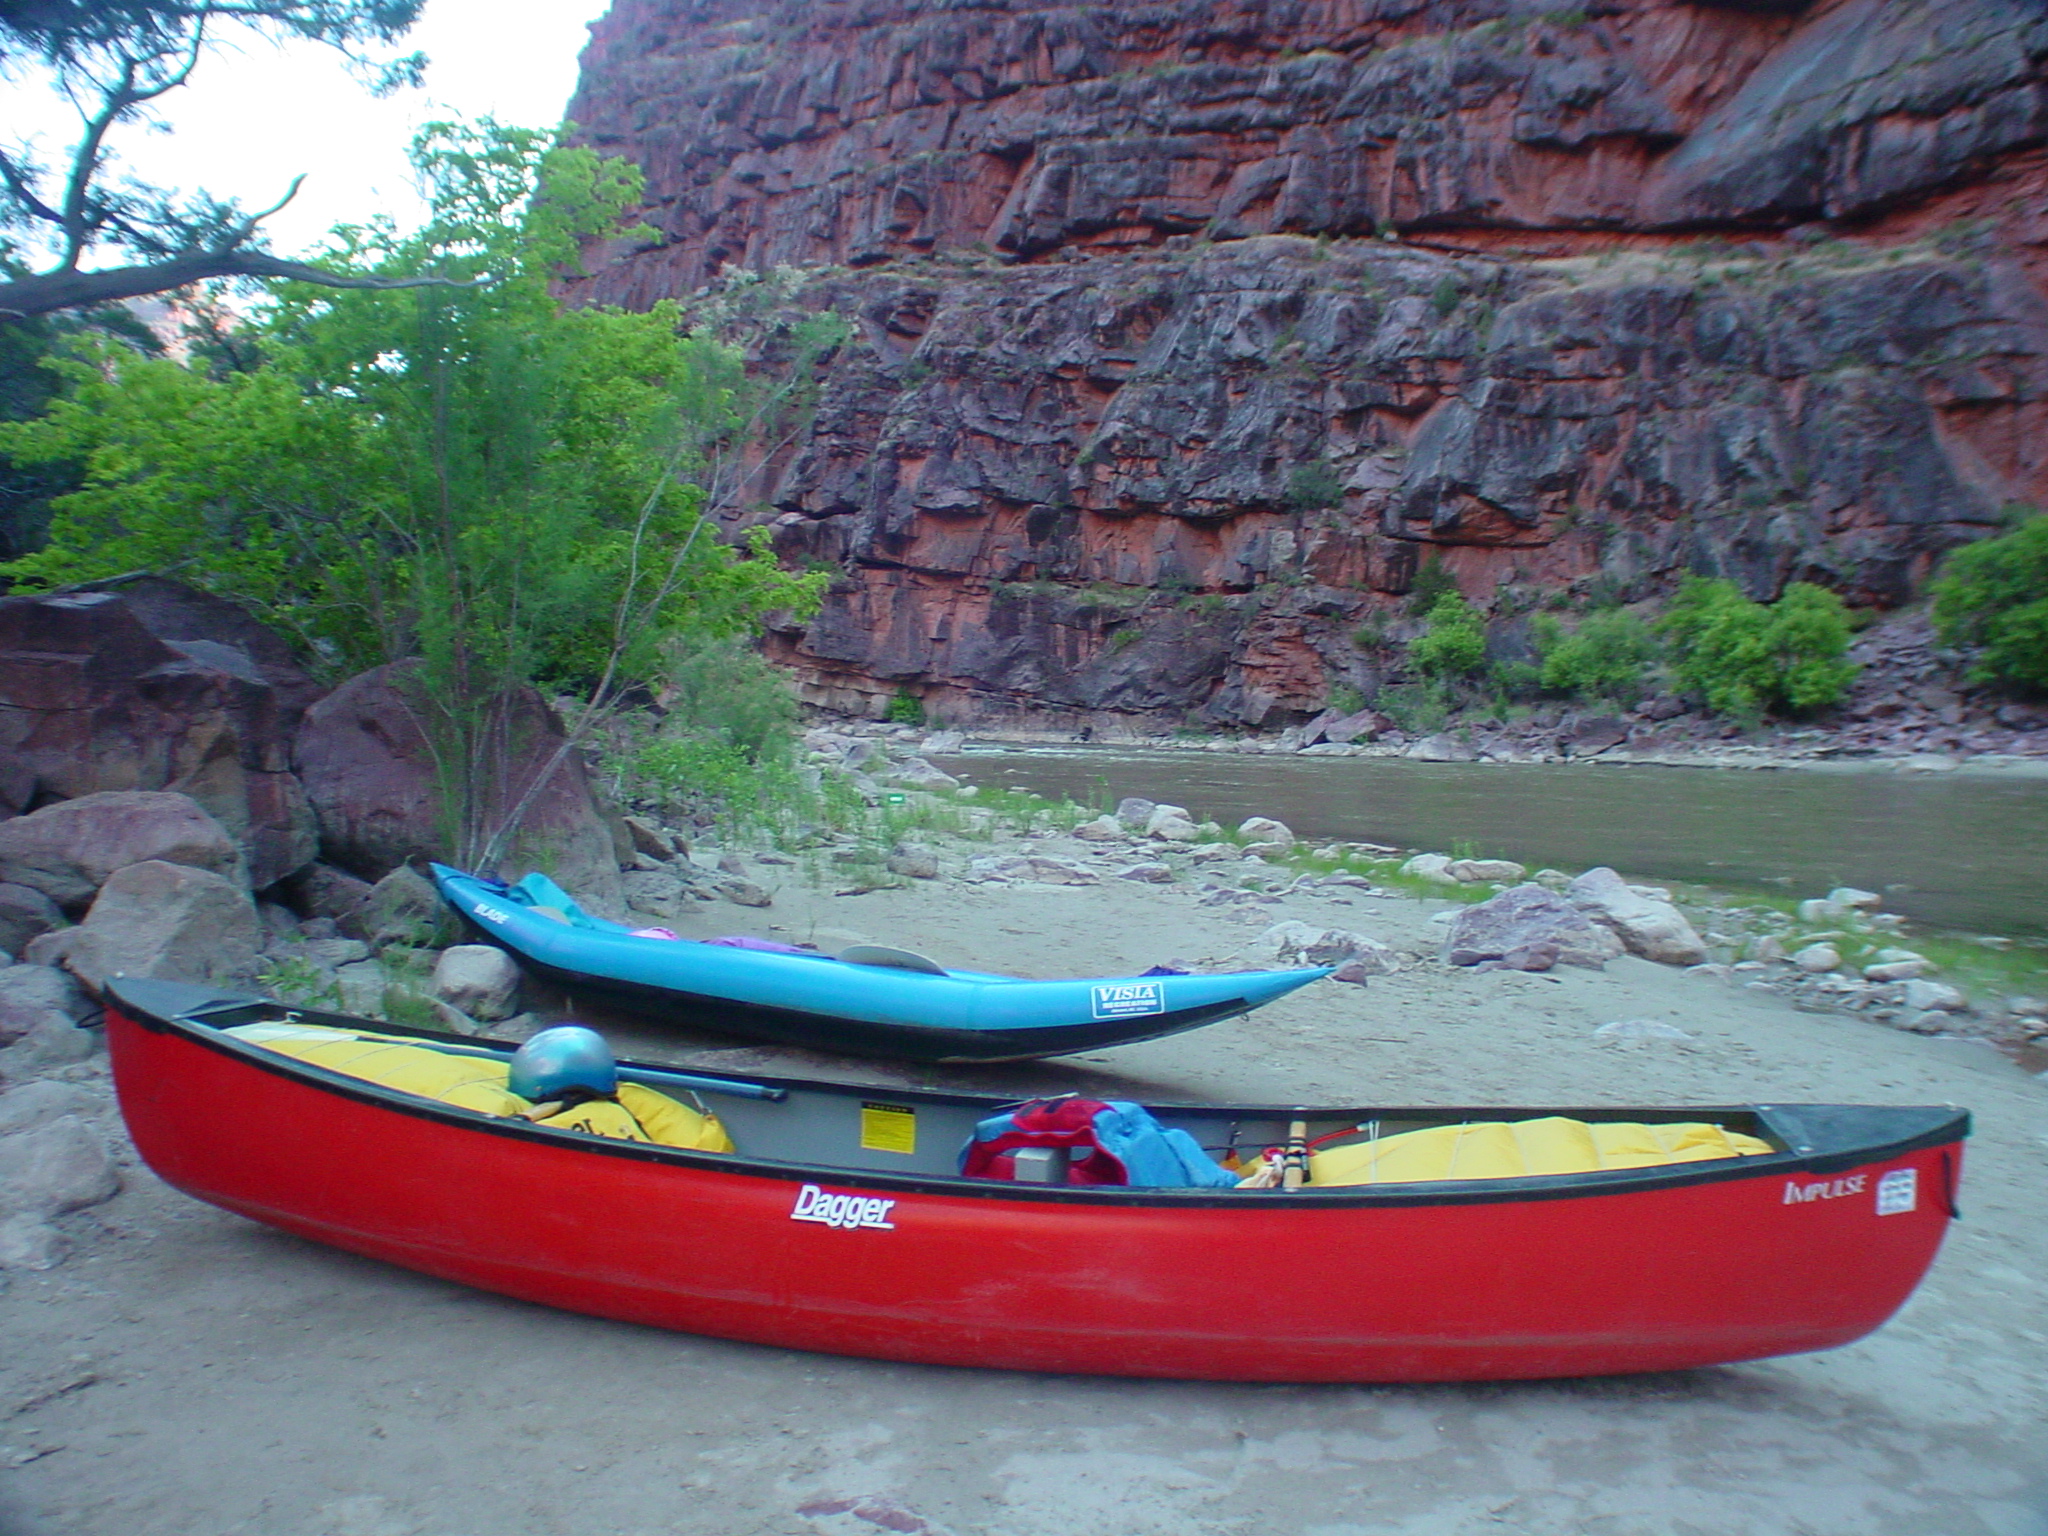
[0,249,482,319]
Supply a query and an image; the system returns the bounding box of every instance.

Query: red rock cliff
[565,0,2048,726]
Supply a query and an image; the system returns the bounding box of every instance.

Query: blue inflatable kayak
[431,864,1329,1062]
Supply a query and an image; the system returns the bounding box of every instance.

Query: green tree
[1931,514,2048,694]
[1536,608,1662,704]
[0,121,826,865]
[1404,552,1458,616]
[1658,576,1857,718]
[1407,592,1488,682]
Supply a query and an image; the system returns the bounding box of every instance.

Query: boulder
[1236,816,1295,846]
[1399,853,1459,885]
[1445,886,1623,970]
[0,964,97,1026]
[622,816,677,862]
[919,730,965,755]
[1240,841,1293,860]
[716,878,774,908]
[0,1212,66,1270]
[1242,922,1396,973]
[0,1081,102,1136]
[1322,709,1390,745]
[333,960,389,1015]
[1829,887,1883,910]
[1792,942,1841,973]
[361,866,461,951]
[877,755,959,790]
[1901,978,1965,1013]
[1142,803,1195,837]
[1116,863,1175,883]
[1797,897,1853,925]
[621,869,692,919]
[1113,798,1156,830]
[277,862,376,933]
[298,937,372,971]
[1148,815,1203,843]
[294,662,623,912]
[1070,815,1125,842]
[0,883,62,957]
[1562,717,1630,756]
[63,860,263,995]
[430,945,522,1022]
[884,847,940,880]
[1566,867,1708,966]
[1446,858,1526,885]
[1863,959,1932,983]
[0,583,320,889]
[0,791,243,913]
[0,1114,119,1218]
[0,1010,98,1077]
[1406,735,1477,762]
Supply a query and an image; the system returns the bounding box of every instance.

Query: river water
[936,750,2048,938]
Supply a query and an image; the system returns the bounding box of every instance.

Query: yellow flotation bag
[227,1023,733,1152]
[1307,1116,1773,1186]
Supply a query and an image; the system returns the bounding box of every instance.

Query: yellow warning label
[860,1102,917,1155]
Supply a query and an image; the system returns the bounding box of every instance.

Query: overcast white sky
[4,0,617,260]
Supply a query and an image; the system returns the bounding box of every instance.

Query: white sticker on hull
[791,1183,896,1231]
[1875,1168,1917,1216]
[474,903,511,925]
[1091,981,1164,1020]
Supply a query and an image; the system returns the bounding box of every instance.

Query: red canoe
[106,977,1967,1383]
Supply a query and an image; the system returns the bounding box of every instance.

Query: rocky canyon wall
[564,0,2048,726]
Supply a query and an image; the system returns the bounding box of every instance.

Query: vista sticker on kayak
[1090,981,1164,1020]
[791,1184,897,1231]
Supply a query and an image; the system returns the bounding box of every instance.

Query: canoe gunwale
[110,979,1970,1213]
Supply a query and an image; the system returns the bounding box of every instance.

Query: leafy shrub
[1407,593,1488,682]
[1285,460,1344,512]
[1376,682,1451,736]
[1487,659,1543,700]
[661,633,800,764]
[1931,514,2048,693]
[1405,554,1459,616]
[1658,577,1857,717]
[1536,608,1662,704]
[886,690,926,727]
[1352,613,1389,651]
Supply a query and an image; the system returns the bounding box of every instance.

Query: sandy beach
[3,828,2046,1536]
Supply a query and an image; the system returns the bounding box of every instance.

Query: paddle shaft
[1282,1119,1308,1191]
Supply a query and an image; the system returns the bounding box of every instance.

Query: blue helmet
[509,1025,617,1102]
